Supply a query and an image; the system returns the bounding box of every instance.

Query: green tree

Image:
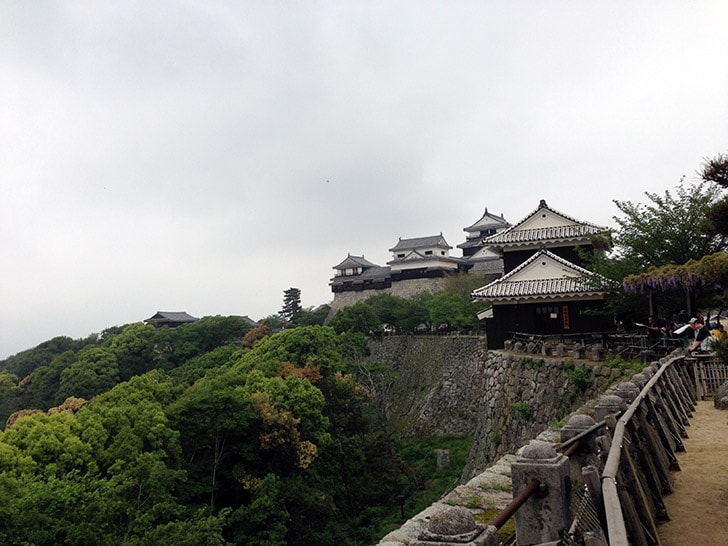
[0,336,79,379]
[237,326,345,376]
[328,302,381,336]
[296,304,331,327]
[586,178,728,321]
[701,152,728,237]
[280,288,303,325]
[612,180,726,269]
[109,322,156,381]
[56,346,119,403]
[0,372,20,428]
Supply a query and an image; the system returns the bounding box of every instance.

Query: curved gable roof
[483,199,607,248]
[333,254,379,270]
[463,207,511,233]
[389,234,450,252]
[471,248,608,302]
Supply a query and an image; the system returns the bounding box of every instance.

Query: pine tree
[280,287,302,325]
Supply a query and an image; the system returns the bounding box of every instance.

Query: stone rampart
[374,337,650,546]
[327,277,448,318]
[365,336,624,482]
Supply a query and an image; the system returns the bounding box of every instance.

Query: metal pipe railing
[489,477,541,529]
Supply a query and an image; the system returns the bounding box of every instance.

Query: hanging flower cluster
[623,252,728,293]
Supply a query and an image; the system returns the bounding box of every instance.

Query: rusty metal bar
[562,438,582,458]
[558,416,612,452]
[489,477,541,529]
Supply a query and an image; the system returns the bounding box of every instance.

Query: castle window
[425,250,433,255]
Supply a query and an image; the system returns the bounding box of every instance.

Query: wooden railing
[500,352,703,545]
[599,353,696,545]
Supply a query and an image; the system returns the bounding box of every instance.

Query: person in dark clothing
[687,317,711,352]
[645,316,664,342]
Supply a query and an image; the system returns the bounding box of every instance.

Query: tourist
[687,317,712,352]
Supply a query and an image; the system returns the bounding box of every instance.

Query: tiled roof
[472,249,607,301]
[484,224,604,244]
[483,200,607,246]
[330,265,390,285]
[146,311,199,323]
[387,251,464,266]
[333,254,379,270]
[457,238,483,249]
[463,208,511,232]
[389,234,450,252]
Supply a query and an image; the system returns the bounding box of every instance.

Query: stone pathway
[658,400,728,545]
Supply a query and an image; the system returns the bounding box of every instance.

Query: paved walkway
[658,400,728,545]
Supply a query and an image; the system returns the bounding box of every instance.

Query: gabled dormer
[472,248,608,304]
[330,254,390,293]
[483,199,609,273]
[458,207,511,257]
[332,254,378,277]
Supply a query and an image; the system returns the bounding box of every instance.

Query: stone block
[511,442,571,545]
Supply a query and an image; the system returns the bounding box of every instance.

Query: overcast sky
[2,1,727,359]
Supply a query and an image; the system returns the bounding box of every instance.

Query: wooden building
[387,234,469,281]
[472,200,612,348]
[145,311,199,328]
[483,199,607,274]
[330,254,391,294]
[458,207,511,274]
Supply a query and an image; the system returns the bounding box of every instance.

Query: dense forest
[0,315,470,545]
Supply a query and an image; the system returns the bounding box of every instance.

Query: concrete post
[412,506,498,546]
[613,381,640,406]
[560,414,597,484]
[594,394,624,422]
[511,441,571,545]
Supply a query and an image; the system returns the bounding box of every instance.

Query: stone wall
[365,336,625,481]
[327,277,449,318]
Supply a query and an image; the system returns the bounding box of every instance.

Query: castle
[329,200,613,347]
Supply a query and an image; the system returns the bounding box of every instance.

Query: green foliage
[613,180,726,269]
[56,345,119,403]
[296,304,330,327]
[0,318,482,546]
[487,431,501,447]
[280,287,303,325]
[328,301,382,336]
[569,367,593,392]
[607,356,643,376]
[0,336,81,379]
[389,436,472,525]
[710,337,728,365]
[236,326,345,375]
[510,401,533,421]
[522,357,545,369]
[151,315,252,370]
[583,177,728,322]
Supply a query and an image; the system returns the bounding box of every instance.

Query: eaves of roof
[332,254,379,270]
[471,248,607,302]
[483,225,603,246]
[389,234,450,252]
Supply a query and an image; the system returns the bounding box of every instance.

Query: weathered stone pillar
[560,414,597,485]
[613,381,640,406]
[594,394,624,422]
[591,346,606,361]
[412,506,498,546]
[511,442,571,545]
